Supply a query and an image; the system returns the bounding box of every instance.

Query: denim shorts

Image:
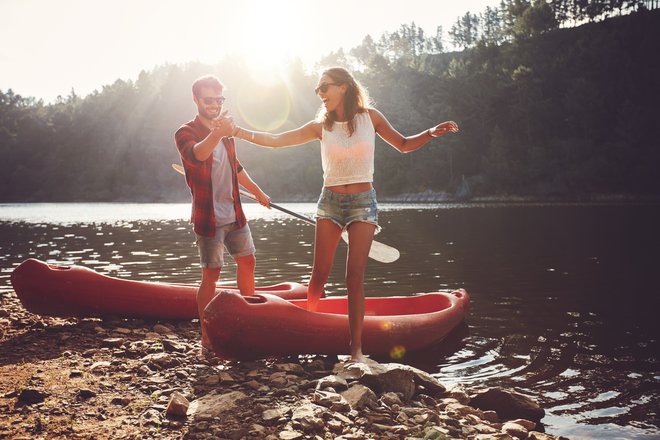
[195,222,255,269]
[316,188,380,232]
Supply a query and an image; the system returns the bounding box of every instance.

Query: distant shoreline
[263,192,660,205]
[2,193,659,205]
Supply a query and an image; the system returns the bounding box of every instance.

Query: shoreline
[0,290,567,439]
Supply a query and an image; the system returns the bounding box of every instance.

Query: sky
[1,0,501,103]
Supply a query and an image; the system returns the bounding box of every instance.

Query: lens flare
[379,320,393,331]
[390,345,406,360]
[236,79,291,132]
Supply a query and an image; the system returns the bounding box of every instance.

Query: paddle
[172,163,400,263]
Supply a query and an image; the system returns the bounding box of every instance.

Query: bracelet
[251,131,255,142]
[427,128,439,138]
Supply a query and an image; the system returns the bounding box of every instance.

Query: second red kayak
[204,289,470,360]
[10,258,308,319]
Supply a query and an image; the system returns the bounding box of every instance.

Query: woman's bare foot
[349,350,367,364]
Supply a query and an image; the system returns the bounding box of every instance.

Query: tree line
[1,2,658,202]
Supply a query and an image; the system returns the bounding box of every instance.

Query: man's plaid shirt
[175,115,246,237]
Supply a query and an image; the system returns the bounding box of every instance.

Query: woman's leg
[345,221,376,362]
[307,219,342,311]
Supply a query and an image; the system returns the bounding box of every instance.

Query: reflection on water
[1,202,659,439]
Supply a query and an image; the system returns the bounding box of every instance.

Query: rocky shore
[0,290,567,440]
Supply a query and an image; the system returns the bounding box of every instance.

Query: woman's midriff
[325,182,373,194]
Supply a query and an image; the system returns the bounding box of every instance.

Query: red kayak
[204,289,469,360]
[10,258,308,319]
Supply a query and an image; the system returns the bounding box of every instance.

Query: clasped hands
[210,110,237,138]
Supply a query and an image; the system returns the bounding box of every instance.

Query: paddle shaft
[171,164,312,224]
[238,190,315,226]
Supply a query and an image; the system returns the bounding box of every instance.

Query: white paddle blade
[369,240,401,263]
[340,231,400,263]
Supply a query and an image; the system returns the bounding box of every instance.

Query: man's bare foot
[200,331,215,361]
[201,328,212,350]
[199,345,219,364]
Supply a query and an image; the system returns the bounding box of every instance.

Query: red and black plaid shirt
[175,115,246,237]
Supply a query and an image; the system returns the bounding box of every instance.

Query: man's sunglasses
[201,97,226,105]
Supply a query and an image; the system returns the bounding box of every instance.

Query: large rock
[17,388,49,405]
[187,390,249,421]
[313,390,347,409]
[316,374,348,391]
[166,392,190,418]
[369,367,416,401]
[340,384,377,410]
[262,405,291,424]
[469,388,545,421]
[528,432,559,440]
[291,403,325,432]
[335,359,446,400]
[141,352,180,369]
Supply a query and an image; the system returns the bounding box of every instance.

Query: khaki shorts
[195,222,255,269]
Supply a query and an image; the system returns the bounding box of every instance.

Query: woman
[232,67,459,362]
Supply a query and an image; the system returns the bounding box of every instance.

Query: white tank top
[321,111,375,187]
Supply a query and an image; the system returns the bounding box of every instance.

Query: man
[175,74,270,351]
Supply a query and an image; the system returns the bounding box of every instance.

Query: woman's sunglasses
[314,82,339,94]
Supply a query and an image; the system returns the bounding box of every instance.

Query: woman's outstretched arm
[368,109,459,154]
[233,120,321,148]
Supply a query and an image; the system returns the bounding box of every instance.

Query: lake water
[1,202,658,439]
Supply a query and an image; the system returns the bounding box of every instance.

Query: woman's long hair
[317,67,372,137]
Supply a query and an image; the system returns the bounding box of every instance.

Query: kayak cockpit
[287,293,456,316]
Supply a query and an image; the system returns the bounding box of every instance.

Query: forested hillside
[1,3,658,202]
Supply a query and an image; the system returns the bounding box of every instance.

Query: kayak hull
[204,289,470,360]
[10,258,308,319]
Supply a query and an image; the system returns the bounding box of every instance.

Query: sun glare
[234,1,302,80]
[218,1,303,131]
[235,79,292,132]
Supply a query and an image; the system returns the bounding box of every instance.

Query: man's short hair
[192,75,224,97]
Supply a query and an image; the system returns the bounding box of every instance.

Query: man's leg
[198,267,221,348]
[226,223,257,296]
[235,253,256,296]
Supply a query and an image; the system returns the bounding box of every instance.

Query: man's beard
[201,108,220,120]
